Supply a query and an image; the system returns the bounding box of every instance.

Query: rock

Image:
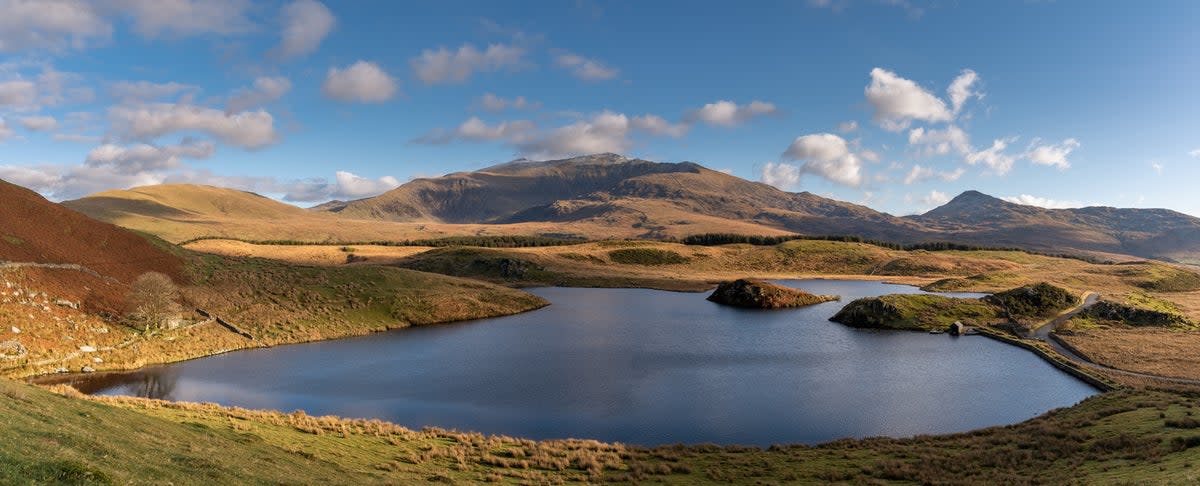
[0,341,27,359]
[54,299,79,310]
[81,366,95,373]
[79,345,96,353]
[92,357,103,364]
[707,279,839,309]
[10,326,18,334]
[55,367,69,374]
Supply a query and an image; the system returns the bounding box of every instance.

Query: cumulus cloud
[109,103,278,149]
[477,93,539,111]
[0,118,13,141]
[965,137,1018,175]
[414,111,686,159]
[109,80,197,103]
[322,61,397,103]
[0,0,112,52]
[85,138,214,172]
[554,51,618,81]
[837,120,858,133]
[780,132,863,187]
[908,125,969,156]
[329,171,400,199]
[630,114,689,138]
[270,0,334,60]
[903,164,964,185]
[411,43,525,85]
[687,100,778,127]
[760,162,801,190]
[920,190,950,206]
[947,69,981,114]
[226,76,291,113]
[414,116,537,145]
[1000,194,1086,209]
[18,115,57,131]
[1024,138,1079,170]
[0,80,36,107]
[111,0,254,38]
[865,67,953,131]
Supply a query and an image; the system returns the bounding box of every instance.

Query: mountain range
[61,154,1200,264]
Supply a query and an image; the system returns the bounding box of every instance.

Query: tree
[127,272,182,332]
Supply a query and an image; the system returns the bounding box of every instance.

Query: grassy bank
[5,379,1200,484]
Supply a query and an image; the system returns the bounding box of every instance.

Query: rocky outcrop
[706,279,838,309]
[1082,301,1191,327]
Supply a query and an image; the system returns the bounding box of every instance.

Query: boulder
[707,279,839,309]
[79,345,97,353]
[0,341,26,359]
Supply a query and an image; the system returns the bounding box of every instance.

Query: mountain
[325,154,927,241]
[909,191,1200,263]
[60,154,1200,264]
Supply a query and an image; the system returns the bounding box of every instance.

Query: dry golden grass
[1059,329,1200,381]
[184,240,435,266]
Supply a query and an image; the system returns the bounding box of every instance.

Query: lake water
[61,280,1097,446]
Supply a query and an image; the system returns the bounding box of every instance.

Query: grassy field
[4,378,1200,485]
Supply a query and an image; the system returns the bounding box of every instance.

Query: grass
[607,248,689,265]
[5,379,1200,484]
[1,234,24,246]
[831,293,1000,331]
[707,279,838,308]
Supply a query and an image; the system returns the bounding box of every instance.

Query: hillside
[910,191,1200,263]
[0,179,183,313]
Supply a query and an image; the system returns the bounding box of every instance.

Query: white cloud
[837,120,858,133]
[554,51,618,81]
[85,138,214,172]
[687,100,778,127]
[270,0,334,60]
[0,118,13,141]
[109,103,278,149]
[477,93,538,111]
[1000,194,1085,209]
[865,67,953,131]
[903,164,964,185]
[18,115,57,131]
[0,80,36,107]
[907,125,970,156]
[226,76,291,113]
[1190,149,1200,158]
[965,137,1018,175]
[760,162,801,190]
[920,190,950,206]
[322,61,397,103]
[414,116,537,145]
[111,0,254,38]
[0,0,112,52]
[1151,162,1164,175]
[781,132,863,187]
[947,69,981,114]
[330,171,400,199]
[1024,138,1079,170]
[630,114,688,138]
[411,43,525,85]
[109,80,197,103]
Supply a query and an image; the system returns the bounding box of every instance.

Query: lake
[60,280,1097,446]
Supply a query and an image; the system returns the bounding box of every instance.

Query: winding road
[1025,291,1200,387]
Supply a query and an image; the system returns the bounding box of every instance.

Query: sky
[0,0,1198,216]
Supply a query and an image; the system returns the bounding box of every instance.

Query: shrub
[608,248,689,265]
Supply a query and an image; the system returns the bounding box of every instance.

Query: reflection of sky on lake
[74,280,1096,446]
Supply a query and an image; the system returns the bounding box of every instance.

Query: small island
[707,279,840,309]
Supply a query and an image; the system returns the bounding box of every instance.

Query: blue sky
[0,0,1197,216]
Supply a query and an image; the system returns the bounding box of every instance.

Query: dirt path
[1027,291,1200,387]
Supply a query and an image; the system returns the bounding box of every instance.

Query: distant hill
[909,191,1200,263]
[59,154,1200,264]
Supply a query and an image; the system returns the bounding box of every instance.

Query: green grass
[6,379,1200,484]
[1,234,24,246]
[1131,265,1200,292]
